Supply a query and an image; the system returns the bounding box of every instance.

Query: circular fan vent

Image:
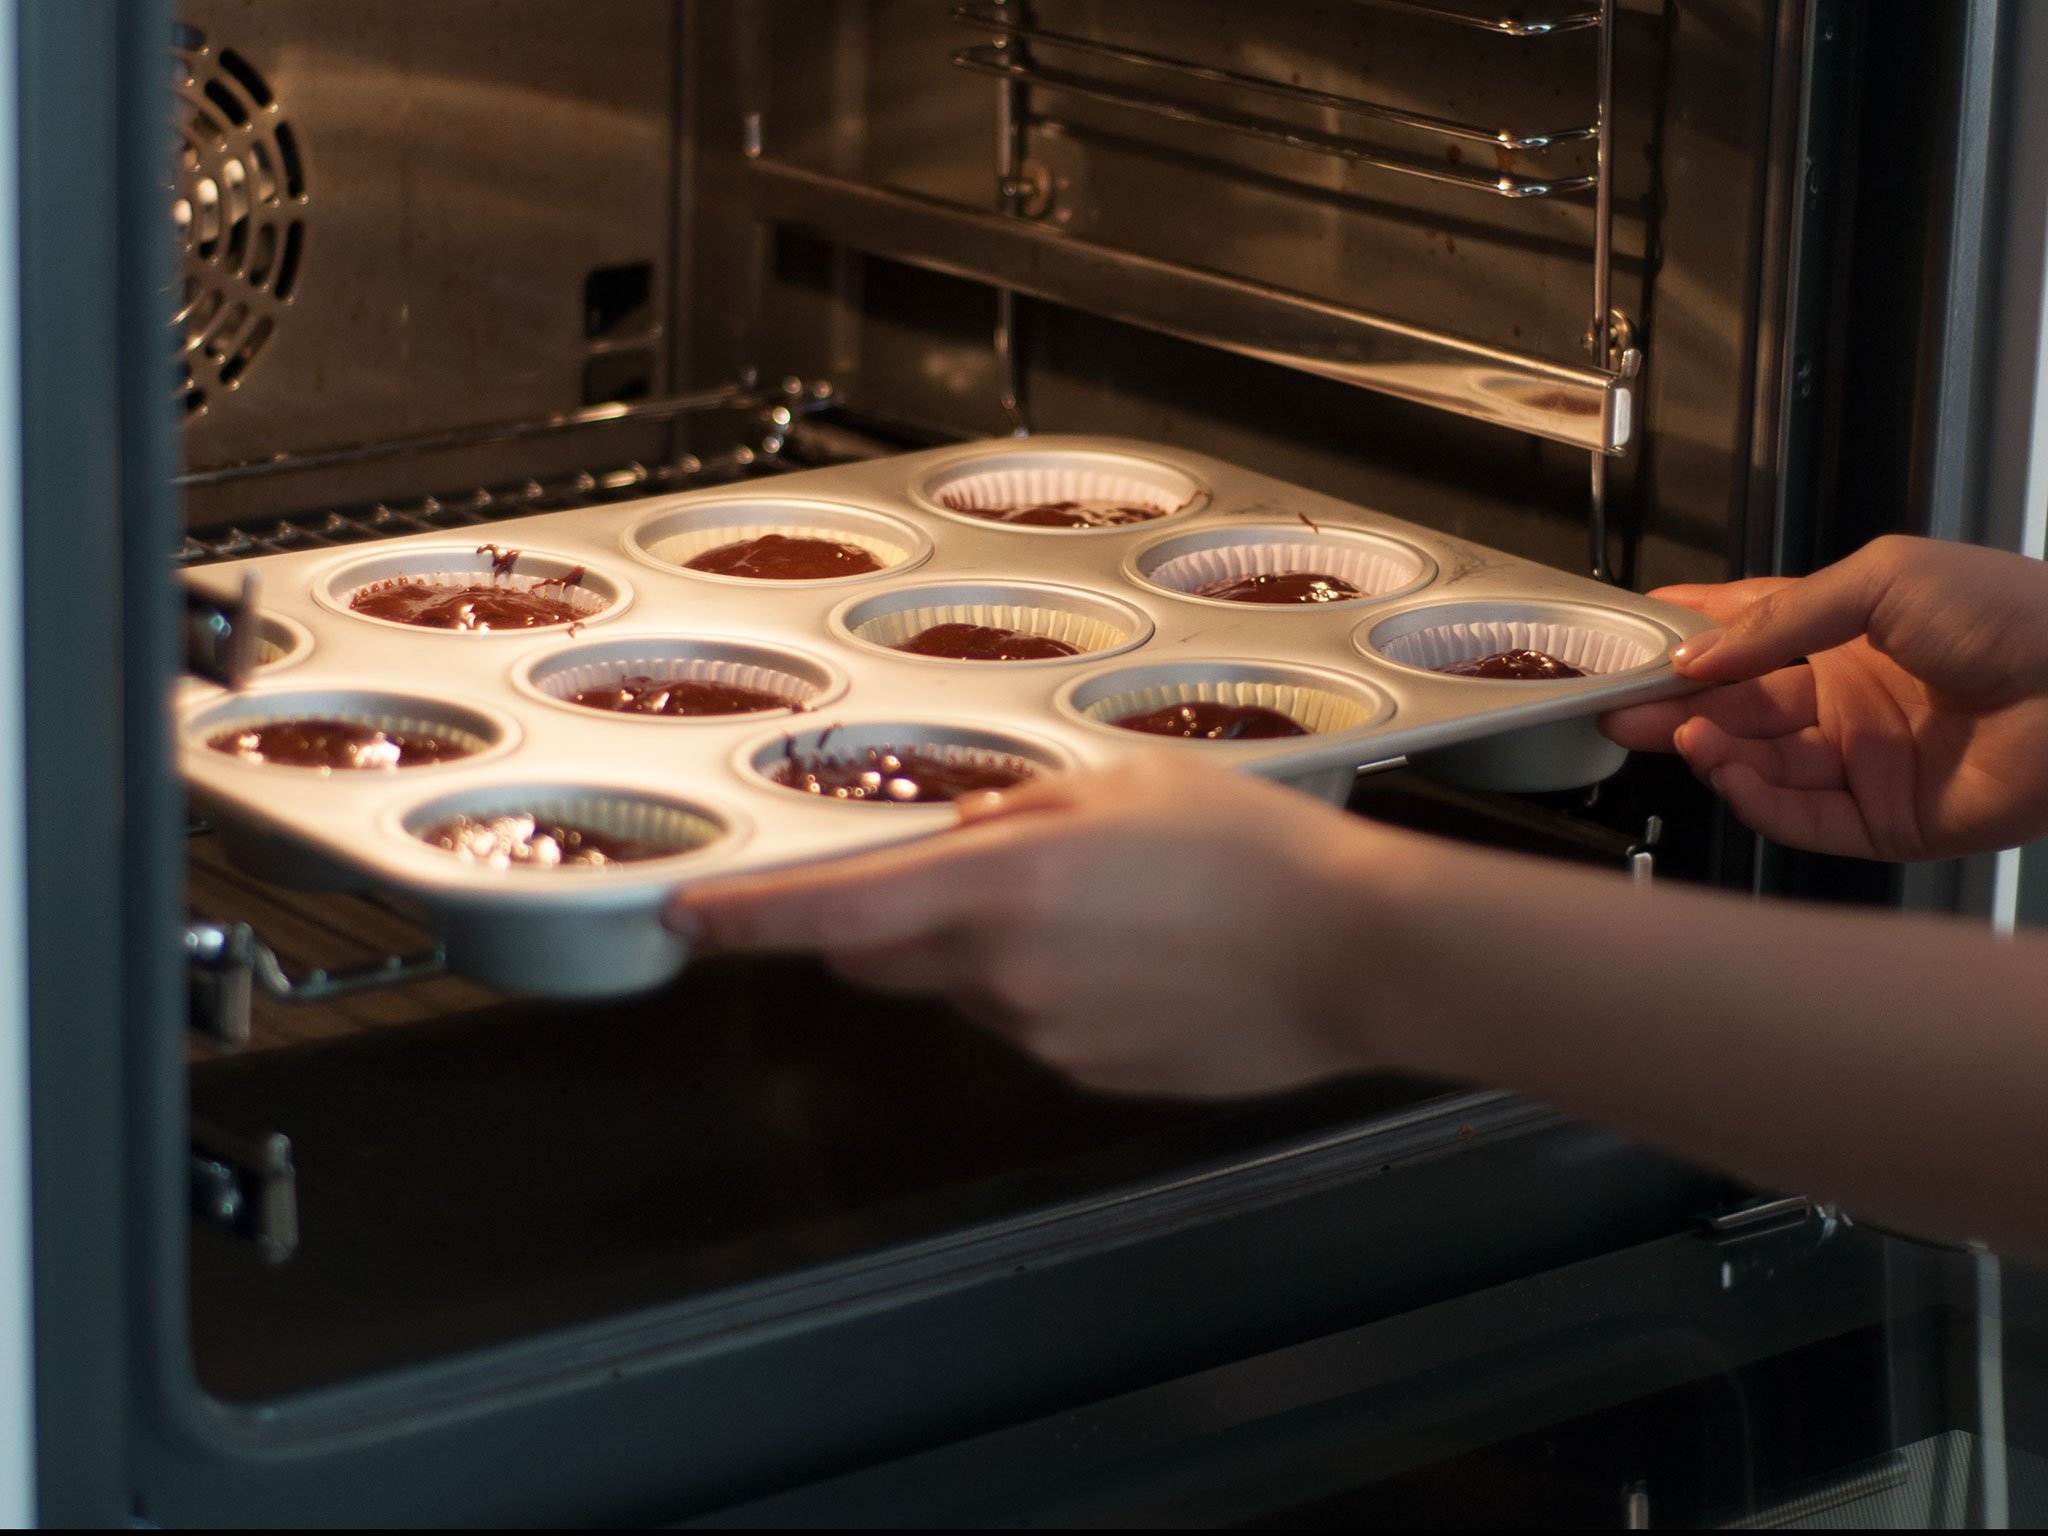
[173,26,306,417]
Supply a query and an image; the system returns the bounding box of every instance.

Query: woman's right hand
[1600,534,2048,860]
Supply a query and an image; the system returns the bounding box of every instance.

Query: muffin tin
[178,436,1711,998]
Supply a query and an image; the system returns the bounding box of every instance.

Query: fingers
[1703,761,1876,858]
[1668,546,1907,684]
[669,817,1035,951]
[1673,717,1845,791]
[1600,669,1819,752]
[1648,577,1796,627]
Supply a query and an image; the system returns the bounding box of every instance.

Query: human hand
[1601,535,2048,859]
[665,756,1388,1097]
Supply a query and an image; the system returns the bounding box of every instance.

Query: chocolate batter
[1190,571,1363,605]
[421,813,671,867]
[685,533,882,579]
[1437,648,1586,680]
[349,578,586,631]
[941,497,1166,529]
[892,623,1080,661]
[567,674,797,717]
[769,745,1033,803]
[1112,701,1308,741]
[208,719,473,770]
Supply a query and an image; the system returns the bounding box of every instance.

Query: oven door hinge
[190,1116,298,1264]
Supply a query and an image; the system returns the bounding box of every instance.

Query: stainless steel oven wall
[177,1,680,497]
[689,0,1798,591]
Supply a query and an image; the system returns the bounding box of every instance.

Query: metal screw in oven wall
[996,159,1053,218]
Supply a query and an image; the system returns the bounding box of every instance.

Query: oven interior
[160,0,1951,1506]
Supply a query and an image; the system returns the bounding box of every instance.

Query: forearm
[1325,831,2048,1262]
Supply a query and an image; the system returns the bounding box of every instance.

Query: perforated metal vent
[173,25,306,417]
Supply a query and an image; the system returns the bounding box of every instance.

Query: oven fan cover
[172,26,306,418]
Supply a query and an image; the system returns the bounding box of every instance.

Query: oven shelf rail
[754,0,1637,580]
[176,377,837,566]
[950,5,1599,200]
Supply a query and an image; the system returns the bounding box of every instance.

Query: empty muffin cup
[627,498,929,583]
[833,581,1152,663]
[1062,660,1393,741]
[1361,599,1678,679]
[321,546,623,632]
[254,614,313,670]
[520,637,842,720]
[916,448,1207,532]
[1128,524,1433,608]
[190,689,509,772]
[745,722,1067,805]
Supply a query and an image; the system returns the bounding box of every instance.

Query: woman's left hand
[665,756,1387,1097]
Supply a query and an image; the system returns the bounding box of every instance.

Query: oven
[18,0,2048,1524]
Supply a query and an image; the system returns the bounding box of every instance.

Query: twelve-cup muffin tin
[178,436,1712,998]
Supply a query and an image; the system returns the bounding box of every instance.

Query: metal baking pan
[177,435,1710,997]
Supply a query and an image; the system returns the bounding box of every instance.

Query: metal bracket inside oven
[190,1115,299,1264]
[185,918,446,1051]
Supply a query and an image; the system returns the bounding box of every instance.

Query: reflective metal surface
[176,1,679,473]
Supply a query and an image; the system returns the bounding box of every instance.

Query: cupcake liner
[1081,677,1382,737]
[747,722,1062,803]
[852,601,1131,657]
[344,569,613,622]
[921,452,1206,530]
[1143,535,1427,603]
[642,521,914,575]
[195,692,503,770]
[1377,617,1662,677]
[406,789,724,869]
[527,642,828,716]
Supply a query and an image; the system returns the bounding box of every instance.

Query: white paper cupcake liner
[1145,538,1425,602]
[1378,618,1661,677]
[747,723,1062,803]
[344,569,614,623]
[642,522,913,574]
[194,692,504,770]
[922,452,1206,530]
[852,601,1132,657]
[526,643,830,716]
[405,789,724,869]
[1082,678,1381,737]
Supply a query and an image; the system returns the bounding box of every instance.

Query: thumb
[1674,544,1896,683]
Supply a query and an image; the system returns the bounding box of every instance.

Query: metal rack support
[992,1,1032,435]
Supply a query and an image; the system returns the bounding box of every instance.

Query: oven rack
[176,378,841,567]
[950,5,1598,200]
[748,0,1637,579]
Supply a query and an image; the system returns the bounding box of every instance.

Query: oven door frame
[21,0,2041,1523]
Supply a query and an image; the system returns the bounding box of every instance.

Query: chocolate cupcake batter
[1191,571,1363,605]
[769,745,1033,803]
[208,719,473,770]
[1437,648,1586,681]
[1113,701,1308,741]
[942,497,1166,530]
[685,533,882,579]
[421,813,670,867]
[892,623,1080,661]
[349,578,586,631]
[567,674,797,717]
